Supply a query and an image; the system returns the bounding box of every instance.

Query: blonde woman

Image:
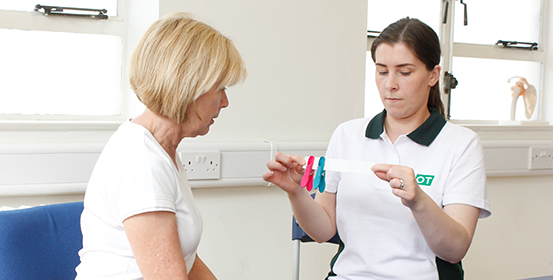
[76,12,246,280]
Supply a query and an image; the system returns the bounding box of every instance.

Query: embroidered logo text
[416,174,434,186]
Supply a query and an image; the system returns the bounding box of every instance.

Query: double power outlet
[529,147,553,170]
[179,151,221,180]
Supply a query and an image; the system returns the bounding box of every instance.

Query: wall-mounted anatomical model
[507,76,537,120]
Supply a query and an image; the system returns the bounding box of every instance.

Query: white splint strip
[306,157,375,175]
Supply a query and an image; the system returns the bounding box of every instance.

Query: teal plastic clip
[313,156,326,192]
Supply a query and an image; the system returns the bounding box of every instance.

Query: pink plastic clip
[301,155,315,191]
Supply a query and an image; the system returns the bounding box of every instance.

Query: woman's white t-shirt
[76,121,203,280]
[324,110,490,280]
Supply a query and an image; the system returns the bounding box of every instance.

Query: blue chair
[292,215,340,280]
[292,193,340,280]
[0,201,84,280]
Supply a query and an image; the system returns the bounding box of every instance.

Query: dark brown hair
[370,17,444,117]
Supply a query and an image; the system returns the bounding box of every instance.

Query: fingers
[371,163,408,182]
[266,153,305,172]
[262,171,274,182]
[371,163,414,190]
[267,152,306,173]
[391,177,404,189]
[370,163,392,174]
[266,159,287,173]
[274,152,305,168]
[264,153,307,193]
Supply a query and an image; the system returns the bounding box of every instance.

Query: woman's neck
[384,108,430,144]
[131,109,183,167]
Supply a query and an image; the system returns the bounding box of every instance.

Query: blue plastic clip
[313,156,326,192]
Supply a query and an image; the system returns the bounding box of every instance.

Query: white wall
[0,1,367,279]
[162,1,367,278]
[2,1,553,280]
[159,0,367,142]
[541,0,553,123]
[464,175,553,280]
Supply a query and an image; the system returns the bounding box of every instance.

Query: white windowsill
[0,120,123,131]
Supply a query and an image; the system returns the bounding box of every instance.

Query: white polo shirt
[324,109,491,280]
[76,121,203,280]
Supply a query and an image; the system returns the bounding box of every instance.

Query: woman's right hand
[265,152,338,242]
[263,152,305,195]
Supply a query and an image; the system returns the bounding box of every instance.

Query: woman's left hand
[371,163,424,209]
[372,163,480,263]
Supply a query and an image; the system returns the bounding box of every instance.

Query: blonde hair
[129,12,247,123]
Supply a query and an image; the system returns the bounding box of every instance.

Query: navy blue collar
[365,108,447,146]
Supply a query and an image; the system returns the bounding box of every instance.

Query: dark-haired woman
[264,18,490,280]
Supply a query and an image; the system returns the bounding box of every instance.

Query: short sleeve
[442,132,491,218]
[324,123,344,194]
[115,146,178,222]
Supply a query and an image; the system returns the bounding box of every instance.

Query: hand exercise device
[301,156,375,193]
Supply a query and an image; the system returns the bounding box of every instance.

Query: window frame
[0,1,132,123]
[366,0,551,126]
[439,0,548,123]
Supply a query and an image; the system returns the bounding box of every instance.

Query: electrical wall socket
[179,151,221,180]
[529,147,553,170]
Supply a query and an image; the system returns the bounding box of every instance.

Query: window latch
[496,40,538,51]
[444,72,458,120]
[460,0,468,25]
[442,0,467,25]
[444,72,458,93]
[34,4,108,20]
[367,30,380,38]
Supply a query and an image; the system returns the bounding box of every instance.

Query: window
[0,0,129,120]
[365,0,547,123]
[0,1,118,16]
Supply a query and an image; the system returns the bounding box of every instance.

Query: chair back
[292,193,340,244]
[291,193,340,280]
[292,215,340,244]
[0,201,84,280]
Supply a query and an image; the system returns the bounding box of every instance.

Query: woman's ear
[429,65,441,87]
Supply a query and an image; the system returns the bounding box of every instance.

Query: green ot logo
[416,174,434,186]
